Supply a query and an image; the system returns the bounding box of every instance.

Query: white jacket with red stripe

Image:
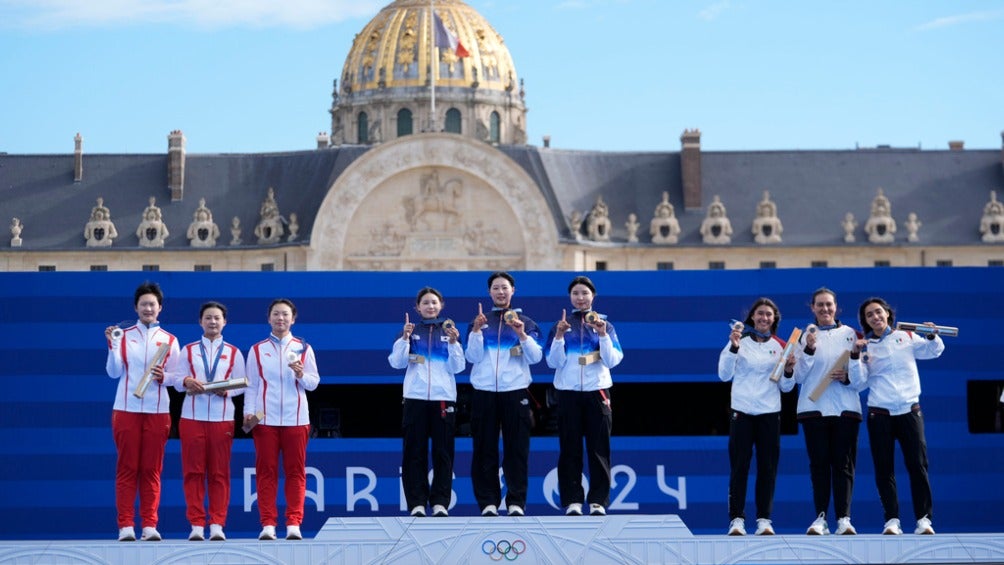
[171,336,246,422]
[244,334,319,426]
[105,322,180,414]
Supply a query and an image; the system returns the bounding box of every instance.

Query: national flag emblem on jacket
[434,12,469,58]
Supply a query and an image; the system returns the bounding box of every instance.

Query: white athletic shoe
[806,512,829,535]
[481,504,499,517]
[188,525,205,541]
[754,518,774,535]
[728,517,746,536]
[432,504,449,517]
[589,504,607,516]
[209,524,226,541]
[882,518,903,535]
[285,525,302,540]
[410,506,426,517]
[140,527,162,541]
[914,516,935,535]
[118,526,136,542]
[835,516,856,535]
[565,503,583,516]
[258,525,277,540]
[507,504,524,517]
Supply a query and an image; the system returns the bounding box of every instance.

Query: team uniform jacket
[465,308,543,392]
[244,334,320,426]
[171,336,247,422]
[849,329,944,415]
[545,311,624,391]
[794,324,864,416]
[718,333,795,415]
[388,318,465,401]
[105,322,180,413]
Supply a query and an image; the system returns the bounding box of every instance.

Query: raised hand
[403,312,415,340]
[472,303,487,333]
[554,309,571,336]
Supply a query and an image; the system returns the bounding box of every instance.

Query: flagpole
[429,0,436,132]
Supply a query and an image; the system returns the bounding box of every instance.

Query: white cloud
[915,9,1004,31]
[0,0,385,30]
[697,0,729,21]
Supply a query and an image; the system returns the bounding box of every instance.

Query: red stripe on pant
[252,424,310,527]
[179,418,235,526]
[112,410,171,529]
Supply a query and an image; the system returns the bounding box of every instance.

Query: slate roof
[1,142,1000,250]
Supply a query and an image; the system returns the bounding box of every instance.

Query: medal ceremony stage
[1,515,1002,565]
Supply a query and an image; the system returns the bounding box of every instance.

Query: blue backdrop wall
[0,268,1001,539]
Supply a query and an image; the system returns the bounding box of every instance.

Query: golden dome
[339,0,519,95]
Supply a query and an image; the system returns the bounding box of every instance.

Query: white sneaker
[883,518,903,535]
[835,516,856,535]
[754,518,774,535]
[728,517,746,536]
[188,525,205,541]
[209,524,226,541]
[258,525,277,540]
[140,527,162,541]
[118,526,136,542]
[915,516,935,535]
[589,503,606,516]
[285,525,302,540]
[508,504,524,517]
[410,505,426,517]
[432,504,449,517]
[481,504,498,517]
[806,512,829,535]
[565,503,583,516]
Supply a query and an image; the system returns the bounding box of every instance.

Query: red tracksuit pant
[252,424,310,527]
[112,410,170,529]
[179,418,235,526]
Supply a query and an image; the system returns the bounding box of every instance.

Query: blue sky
[1,0,1002,155]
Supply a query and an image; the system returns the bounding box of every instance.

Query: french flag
[434,12,469,58]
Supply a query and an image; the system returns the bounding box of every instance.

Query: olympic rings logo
[482,538,527,561]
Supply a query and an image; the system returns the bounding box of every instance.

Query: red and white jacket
[171,336,246,422]
[105,322,180,414]
[244,334,319,426]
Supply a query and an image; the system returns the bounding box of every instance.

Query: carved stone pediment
[864,188,896,244]
[136,196,169,248]
[700,195,733,245]
[980,190,1004,243]
[751,191,782,244]
[649,192,680,245]
[84,197,117,247]
[187,198,219,248]
[254,187,285,245]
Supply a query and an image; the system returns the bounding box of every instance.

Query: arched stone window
[357,112,369,144]
[489,111,500,143]
[397,108,413,137]
[445,108,462,134]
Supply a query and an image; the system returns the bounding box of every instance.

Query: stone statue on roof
[700,195,733,245]
[137,196,169,248]
[567,210,583,242]
[980,190,1004,243]
[650,192,680,245]
[752,191,783,244]
[905,212,921,243]
[625,213,640,243]
[187,198,220,248]
[586,195,612,242]
[84,197,117,247]
[10,217,23,248]
[842,213,857,243]
[230,217,243,246]
[864,188,896,244]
